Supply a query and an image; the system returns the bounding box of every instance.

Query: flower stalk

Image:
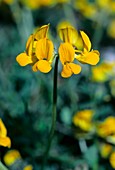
[41,56,59,170]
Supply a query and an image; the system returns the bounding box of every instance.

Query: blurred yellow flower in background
[16,24,54,73]
[96,116,115,138]
[4,149,21,166]
[20,0,69,9]
[20,0,53,9]
[91,62,115,83]
[75,0,115,20]
[109,152,115,169]
[23,165,33,170]
[0,119,11,148]
[97,0,115,13]
[72,110,94,132]
[100,143,112,158]
[4,149,33,170]
[74,0,97,19]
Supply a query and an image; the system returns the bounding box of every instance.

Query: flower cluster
[73,111,115,144]
[16,25,54,73]
[16,24,100,78]
[72,112,115,169]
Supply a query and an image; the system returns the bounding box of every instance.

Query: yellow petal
[36,60,52,73]
[76,51,100,65]
[26,35,37,56]
[16,52,33,66]
[0,119,7,137]
[0,137,11,148]
[59,26,78,45]
[59,43,75,65]
[36,38,54,61]
[61,64,72,78]
[80,31,91,52]
[69,63,81,74]
[26,35,33,55]
[34,24,49,40]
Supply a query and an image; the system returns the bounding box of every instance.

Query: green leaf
[84,144,99,168]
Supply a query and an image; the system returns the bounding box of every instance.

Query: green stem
[0,161,8,170]
[41,56,59,170]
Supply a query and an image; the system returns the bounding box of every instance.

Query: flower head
[16,24,54,73]
[0,119,11,148]
[58,23,100,78]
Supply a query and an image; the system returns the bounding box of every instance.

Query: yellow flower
[110,152,115,169]
[4,150,21,166]
[58,24,100,74]
[96,116,115,137]
[72,110,94,132]
[0,119,11,148]
[100,143,112,158]
[23,165,33,170]
[91,62,115,82]
[76,31,100,65]
[16,24,54,73]
[32,38,54,73]
[59,43,81,78]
